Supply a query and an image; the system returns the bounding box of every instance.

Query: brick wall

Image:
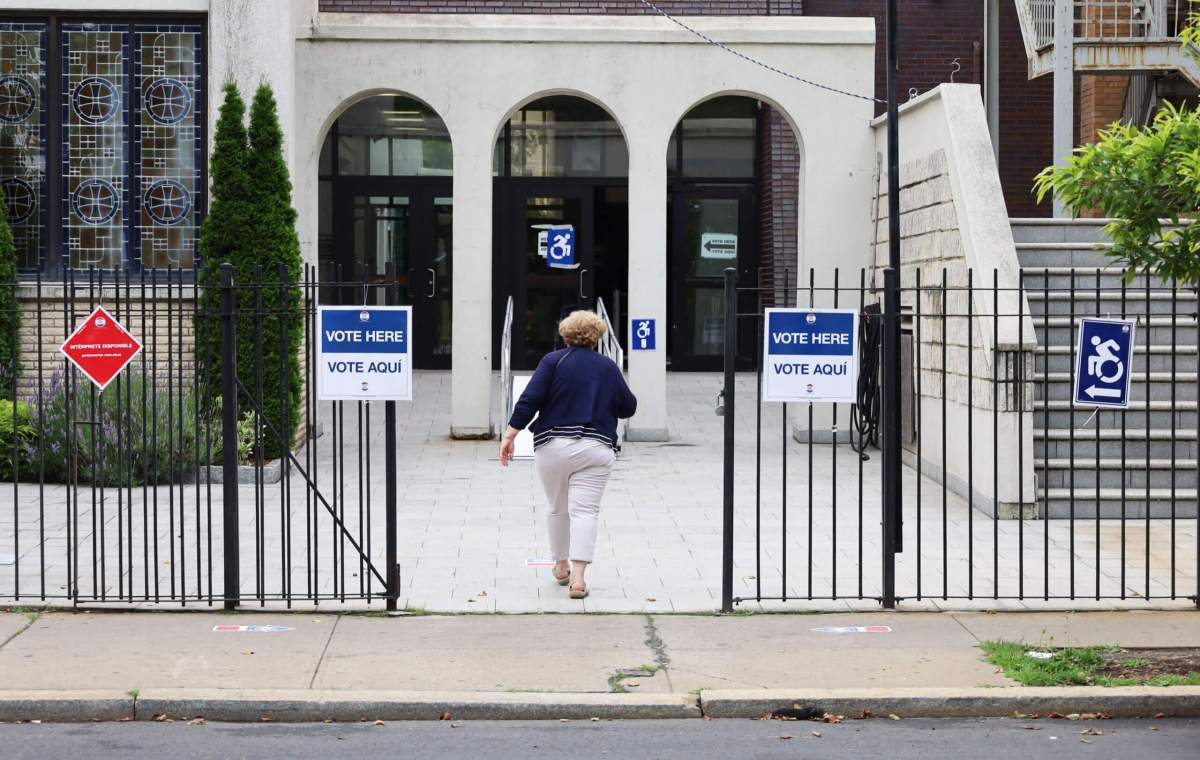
[318,1,802,12]
[1079,74,1129,144]
[997,0,1052,217]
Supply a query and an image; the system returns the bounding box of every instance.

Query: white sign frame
[761,307,860,404]
[316,305,413,401]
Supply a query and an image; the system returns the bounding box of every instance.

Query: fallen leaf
[819,713,844,724]
[450,722,463,728]
[1047,711,1065,720]
[702,715,712,721]
[810,731,821,738]
[646,597,657,602]
[259,717,272,723]
[1149,726,1159,731]
[1079,712,1099,720]
[440,712,452,721]
[1080,739,1092,744]
[30,720,41,725]
[1065,713,1081,721]
[626,680,640,687]
[779,735,794,740]
[242,650,254,656]
[467,598,476,603]
[478,591,488,597]
[887,714,901,721]
[857,709,873,720]
[1023,725,1042,731]
[153,714,168,722]
[1155,712,1166,719]
[187,718,206,726]
[559,719,571,723]
[374,720,385,726]
[591,717,600,722]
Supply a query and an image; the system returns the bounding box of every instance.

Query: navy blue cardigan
[508,348,637,449]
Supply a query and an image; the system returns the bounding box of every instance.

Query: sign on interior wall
[536,224,577,269]
[317,306,412,401]
[700,232,737,260]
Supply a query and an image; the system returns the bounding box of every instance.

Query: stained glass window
[62,23,128,270]
[0,22,46,271]
[134,25,202,270]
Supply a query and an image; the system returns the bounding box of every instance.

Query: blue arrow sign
[1073,318,1136,409]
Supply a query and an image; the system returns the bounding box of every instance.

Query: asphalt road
[3,717,1199,759]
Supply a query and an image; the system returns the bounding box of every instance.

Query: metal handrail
[595,297,625,371]
[500,295,514,433]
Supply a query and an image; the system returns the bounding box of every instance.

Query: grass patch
[983,640,1200,687]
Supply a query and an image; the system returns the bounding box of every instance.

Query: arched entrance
[318,94,453,369]
[666,95,770,371]
[491,95,629,370]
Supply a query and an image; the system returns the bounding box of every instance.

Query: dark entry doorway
[329,179,452,369]
[318,94,454,369]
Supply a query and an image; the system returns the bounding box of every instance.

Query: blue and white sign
[1073,317,1136,408]
[544,224,576,269]
[317,306,412,401]
[762,308,859,403]
[632,318,656,351]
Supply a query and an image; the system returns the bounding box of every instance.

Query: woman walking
[500,310,637,599]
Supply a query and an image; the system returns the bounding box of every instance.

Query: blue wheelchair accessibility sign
[632,318,655,350]
[1073,317,1136,408]
[546,224,576,269]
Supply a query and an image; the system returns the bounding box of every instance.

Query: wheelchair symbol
[1087,336,1124,384]
[548,233,573,261]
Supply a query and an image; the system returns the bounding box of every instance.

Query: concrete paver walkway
[1,373,1196,612]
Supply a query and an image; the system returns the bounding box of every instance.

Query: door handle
[427,268,436,298]
[579,268,588,300]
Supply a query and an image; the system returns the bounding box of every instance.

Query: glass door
[670,185,757,370]
[510,186,595,368]
[333,179,452,369]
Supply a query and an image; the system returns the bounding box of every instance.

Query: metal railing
[1022,0,1187,49]
[595,297,625,371]
[1122,71,1160,125]
[500,295,514,430]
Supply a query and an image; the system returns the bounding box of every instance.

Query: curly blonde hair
[558,310,607,348]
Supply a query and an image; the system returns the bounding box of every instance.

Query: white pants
[535,437,615,563]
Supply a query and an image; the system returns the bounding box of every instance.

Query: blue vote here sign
[1073,317,1136,408]
[762,308,859,403]
[317,306,412,401]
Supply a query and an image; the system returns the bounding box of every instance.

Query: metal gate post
[384,262,400,611]
[881,0,902,610]
[721,267,737,613]
[219,263,240,610]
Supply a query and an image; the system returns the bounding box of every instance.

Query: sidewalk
[2,609,1198,721]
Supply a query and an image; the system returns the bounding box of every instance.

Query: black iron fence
[0,264,399,608]
[720,266,1200,610]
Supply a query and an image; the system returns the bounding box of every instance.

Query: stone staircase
[1012,218,1198,518]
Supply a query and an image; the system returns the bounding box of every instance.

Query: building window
[0,21,47,272]
[0,17,202,275]
[495,96,628,178]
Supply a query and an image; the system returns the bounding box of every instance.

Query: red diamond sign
[60,306,143,390]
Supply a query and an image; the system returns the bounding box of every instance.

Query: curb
[700,687,1200,719]
[0,691,134,722]
[5,687,1200,722]
[134,690,700,722]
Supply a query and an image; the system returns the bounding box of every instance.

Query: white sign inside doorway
[700,232,738,260]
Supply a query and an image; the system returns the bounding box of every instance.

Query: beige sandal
[553,566,570,586]
[569,581,588,599]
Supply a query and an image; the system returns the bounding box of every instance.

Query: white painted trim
[0,0,208,10]
[307,13,876,45]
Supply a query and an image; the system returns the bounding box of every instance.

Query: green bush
[0,182,21,392]
[0,398,34,481]
[18,368,219,486]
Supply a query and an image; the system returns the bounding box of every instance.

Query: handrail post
[721,267,737,613]
[219,263,239,610]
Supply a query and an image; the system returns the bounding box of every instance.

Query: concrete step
[1035,316,1199,328]
[1010,218,1112,244]
[1036,438,1197,462]
[1039,491,1199,519]
[1035,428,1197,440]
[1034,324,1198,348]
[1034,410,1195,431]
[1035,371,1197,383]
[1033,399,1198,412]
[1034,353,1197,373]
[1036,461,1198,490]
[1039,458,1198,470]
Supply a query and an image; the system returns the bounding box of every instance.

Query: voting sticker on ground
[761,308,859,403]
[811,626,892,634]
[317,306,412,401]
[213,625,293,633]
[1073,317,1136,409]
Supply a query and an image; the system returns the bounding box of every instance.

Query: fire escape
[1015,1,1200,127]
